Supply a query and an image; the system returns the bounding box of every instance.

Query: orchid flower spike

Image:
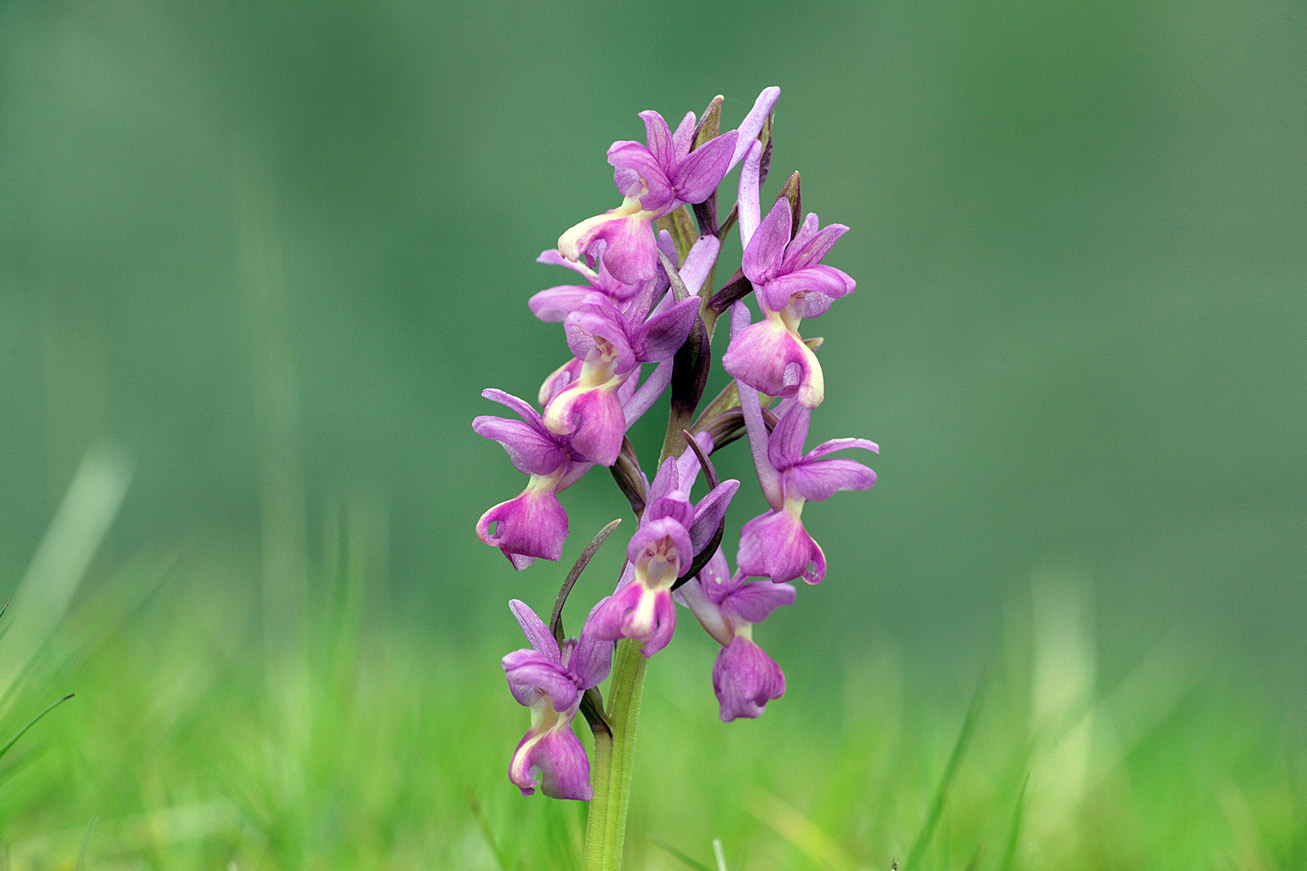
[503,599,614,800]
[678,549,795,721]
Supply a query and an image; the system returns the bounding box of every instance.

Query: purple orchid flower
[540,235,719,467]
[503,600,613,800]
[558,100,745,285]
[474,389,589,570]
[678,548,795,721]
[734,370,878,584]
[475,355,679,569]
[541,295,701,466]
[590,434,739,656]
[722,156,855,409]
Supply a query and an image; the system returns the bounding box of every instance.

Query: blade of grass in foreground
[0,692,75,764]
[998,771,1030,871]
[650,835,718,871]
[467,788,515,871]
[906,680,984,870]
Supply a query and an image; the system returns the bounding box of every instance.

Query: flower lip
[477,483,569,570]
[713,635,786,722]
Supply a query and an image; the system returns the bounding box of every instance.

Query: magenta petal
[565,304,636,375]
[569,598,615,689]
[643,592,677,656]
[481,388,545,428]
[510,728,593,801]
[713,636,786,722]
[627,517,693,568]
[634,295,700,362]
[729,86,781,171]
[476,488,568,568]
[760,265,855,313]
[670,110,696,160]
[508,599,561,660]
[673,130,739,205]
[503,650,579,710]
[738,509,825,584]
[677,576,732,646]
[644,452,681,506]
[718,579,796,625]
[781,221,850,272]
[472,416,565,476]
[789,458,878,502]
[742,197,792,286]
[767,403,810,472]
[803,437,881,462]
[593,215,659,286]
[589,583,676,656]
[687,479,739,554]
[721,317,824,408]
[608,141,667,196]
[545,384,627,467]
[638,110,675,171]
[529,286,604,322]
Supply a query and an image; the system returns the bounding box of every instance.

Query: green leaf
[0,692,75,765]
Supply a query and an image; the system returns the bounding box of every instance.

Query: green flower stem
[584,638,649,871]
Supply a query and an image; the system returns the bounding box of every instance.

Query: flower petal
[713,636,785,722]
[803,437,881,462]
[742,198,792,287]
[781,219,849,272]
[677,576,732,646]
[722,316,825,409]
[569,598,616,689]
[472,416,565,476]
[759,265,855,313]
[634,295,700,362]
[588,583,677,656]
[508,599,561,661]
[788,458,877,502]
[728,86,781,171]
[529,286,604,323]
[544,383,628,467]
[510,727,592,800]
[565,304,636,375]
[673,130,739,206]
[639,111,675,171]
[718,579,796,626]
[688,479,740,555]
[766,403,810,472]
[503,649,577,709]
[670,110,696,160]
[481,388,544,428]
[477,489,568,568]
[737,509,825,584]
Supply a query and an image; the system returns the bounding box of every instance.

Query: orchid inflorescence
[474,87,878,802]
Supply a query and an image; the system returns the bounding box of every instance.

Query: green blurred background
[3,0,1305,722]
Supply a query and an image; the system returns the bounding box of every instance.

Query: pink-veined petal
[508,599,561,661]
[788,458,877,502]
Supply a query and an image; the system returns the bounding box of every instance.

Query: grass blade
[906,680,984,870]
[466,788,514,871]
[0,693,75,764]
[999,771,1030,871]
[650,835,717,871]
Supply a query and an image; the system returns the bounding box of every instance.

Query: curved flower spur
[471,86,880,870]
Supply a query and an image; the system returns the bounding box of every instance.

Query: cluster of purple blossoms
[475,87,879,800]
